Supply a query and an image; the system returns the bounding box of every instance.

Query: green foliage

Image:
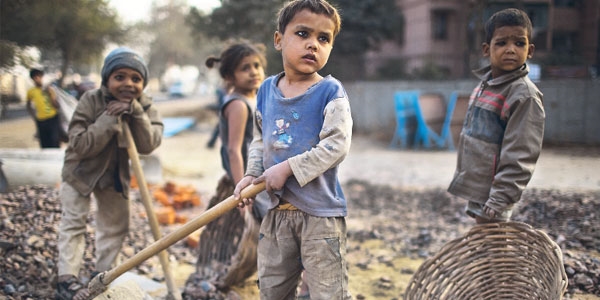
[186,0,284,75]
[329,0,401,55]
[188,0,282,43]
[411,61,451,80]
[0,0,123,83]
[375,58,408,80]
[145,2,208,78]
[0,41,19,71]
[186,0,402,79]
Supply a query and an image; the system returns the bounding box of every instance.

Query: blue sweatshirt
[246,73,353,217]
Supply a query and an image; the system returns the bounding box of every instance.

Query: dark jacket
[448,64,545,213]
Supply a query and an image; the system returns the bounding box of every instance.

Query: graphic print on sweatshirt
[272,118,293,149]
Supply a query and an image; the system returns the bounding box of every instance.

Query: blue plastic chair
[412,94,433,149]
[435,91,459,150]
[391,90,459,150]
[413,92,457,150]
[390,90,420,149]
[438,91,460,150]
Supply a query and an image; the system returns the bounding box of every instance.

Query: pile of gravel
[344,180,600,298]
[1,182,599,299]
[0,185,194,299]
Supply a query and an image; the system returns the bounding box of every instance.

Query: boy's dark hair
[277,0,341,38]
[30,68,44,79]
[205,40,267,80]
[484,8,533,44]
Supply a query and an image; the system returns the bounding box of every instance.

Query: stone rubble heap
[0,185,194,300]
[344,180,600,298]
[1,182,599,299]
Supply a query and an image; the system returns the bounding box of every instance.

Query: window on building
[532,29,547,51]
[554,0,577,8]
[397,14,406,45]
[485,3,548,29]
[552,32,578,54]
[432,10,449,40]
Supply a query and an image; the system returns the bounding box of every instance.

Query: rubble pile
[1,182,599,299]
[0,185,196,299]
[515,188,600,296]
[0,185,60,298]
[344,180,600,298]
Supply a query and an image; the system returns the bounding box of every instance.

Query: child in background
[205,83,230,149]
[213,41,267,188]
[26,67,61,148]
[56,47,163,300]
[447,8,545,224]
[234,0,353,298]
[183,40,270,299]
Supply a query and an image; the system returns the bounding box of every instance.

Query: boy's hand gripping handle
[86,181,266,299]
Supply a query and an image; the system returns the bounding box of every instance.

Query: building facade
[365,0,600,79]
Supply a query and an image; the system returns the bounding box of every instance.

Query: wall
[344,79,600,145]
[0,74,30,102]
[537,80,600,145]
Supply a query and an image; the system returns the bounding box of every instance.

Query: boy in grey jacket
[56,47,163,300]
[447,8,545,224]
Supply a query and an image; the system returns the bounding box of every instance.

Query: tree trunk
[58,47,72,88]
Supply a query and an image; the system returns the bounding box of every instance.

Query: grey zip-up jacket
[62,87,163,198]
[448,64,545,213]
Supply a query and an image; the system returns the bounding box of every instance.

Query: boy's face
[32,74,43,86]
[483,25,534,78]
[229,54,265,95]
[107,67,144,101]
[274,9,335,76]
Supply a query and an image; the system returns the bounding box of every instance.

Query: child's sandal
[56,276,90,300]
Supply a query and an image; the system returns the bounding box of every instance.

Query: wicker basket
[404,222,568,300]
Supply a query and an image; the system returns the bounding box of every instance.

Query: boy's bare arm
[236,111,265,206]
[486,95,545,213]
[288,97,353,187]
[47,87,59,108]
[26,99,36,120]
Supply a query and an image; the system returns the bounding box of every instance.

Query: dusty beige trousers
[57,182,129,276]
[257,209,352,300]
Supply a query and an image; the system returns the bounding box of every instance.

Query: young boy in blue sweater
[234,0,353,298]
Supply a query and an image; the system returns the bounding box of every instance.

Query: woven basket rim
[404,221,568,300]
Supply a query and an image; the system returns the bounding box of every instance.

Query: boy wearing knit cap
[56,47,163,300]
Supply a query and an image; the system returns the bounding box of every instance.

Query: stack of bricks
[150,181,202,225]
[130,176,204,248]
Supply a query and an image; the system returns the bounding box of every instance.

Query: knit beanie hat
[101,47,149,87]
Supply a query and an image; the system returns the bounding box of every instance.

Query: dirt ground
[1,97,600,299]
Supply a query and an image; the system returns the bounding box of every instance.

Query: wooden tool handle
[87,181,266,297]
[122,121,180,300]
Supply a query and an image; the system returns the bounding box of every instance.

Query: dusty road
[150,96,600,197]
[1,95,599,299]
[2,96,599,194]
